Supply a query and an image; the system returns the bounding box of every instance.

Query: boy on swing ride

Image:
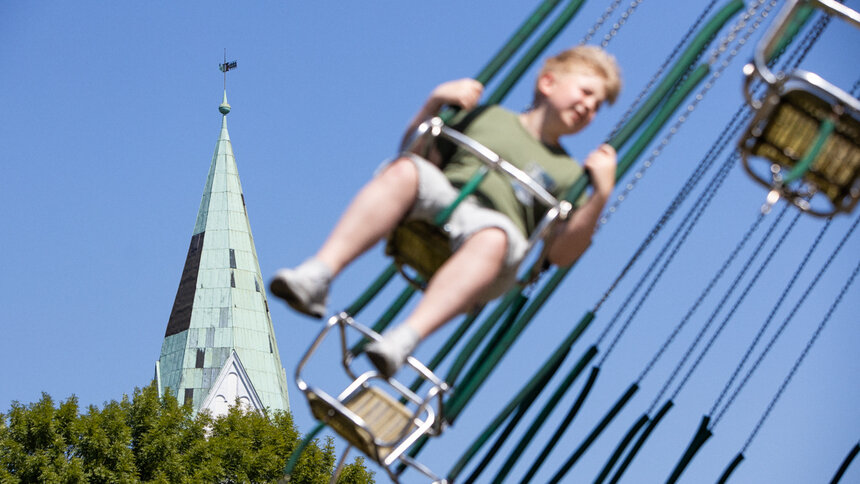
[271,45,621,378]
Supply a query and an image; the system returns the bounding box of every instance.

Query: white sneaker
[269,259,331,319]
[365,325,420,379]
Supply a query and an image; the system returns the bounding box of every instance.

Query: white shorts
[382,154,529,301]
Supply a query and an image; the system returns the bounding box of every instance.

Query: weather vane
[219,49,238,90]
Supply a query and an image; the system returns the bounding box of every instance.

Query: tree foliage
[0,384,374,483]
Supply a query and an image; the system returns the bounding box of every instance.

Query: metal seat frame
[739,0,860,216]
[295,312,450,483]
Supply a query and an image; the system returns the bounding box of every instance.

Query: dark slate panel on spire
[165,232,204,337]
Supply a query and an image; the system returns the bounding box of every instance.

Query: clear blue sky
[3,1,858,483]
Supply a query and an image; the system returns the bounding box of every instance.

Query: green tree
[0,394,86,483]
[76,400,137,483]
[0,384,374,483]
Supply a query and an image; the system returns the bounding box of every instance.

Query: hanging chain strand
[580,0,645,47]
[630,204,782,382]
[710,217,833,424]
[739,215,860,453]
[600,0,645,47]
[595,152,738,360]
[717,213,859,431]
[781,12,830,71]
[663,207,801,411]
[580,0,624,45]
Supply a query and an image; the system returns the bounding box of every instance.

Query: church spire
[156,86,290,415]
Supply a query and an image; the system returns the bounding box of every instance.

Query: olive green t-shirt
[442,105,585,237]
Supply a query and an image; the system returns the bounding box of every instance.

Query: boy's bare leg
[316,157,419,275]
[404,227,508,338]
[366,227,508,377]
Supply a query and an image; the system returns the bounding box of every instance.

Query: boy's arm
[399,78,483,155]
[546,144,617,267]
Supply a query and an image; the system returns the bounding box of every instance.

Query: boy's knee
[381,157,419,187]
[471,227,509,260]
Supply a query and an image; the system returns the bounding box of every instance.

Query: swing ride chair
[295,312,449,483]
[294,116,574,483]
[738,0,860,217]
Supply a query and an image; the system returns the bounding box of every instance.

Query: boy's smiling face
[538,69,608,136]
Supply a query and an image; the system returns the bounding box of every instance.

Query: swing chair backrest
[739,0,860,216]
[387,219,452,286]
[386,117,573,288]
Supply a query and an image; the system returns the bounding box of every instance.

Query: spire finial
[219,91,231,115]
[218,49,237,115]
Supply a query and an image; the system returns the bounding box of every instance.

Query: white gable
[199,350,266,418]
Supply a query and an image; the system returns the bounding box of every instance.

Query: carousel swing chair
[294,116,573,483]
[739,0,860,217]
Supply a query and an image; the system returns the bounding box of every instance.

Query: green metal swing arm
[473,0,568,86]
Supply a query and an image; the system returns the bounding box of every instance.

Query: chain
[739,214,860,452]
[707,0,765,64]
[580,0,646,48]
[591,104,752,312]
[601,0,645,47]
[595,152,737,361]
[710,216,832,424]
[780,12,830,71]
[580,0,624,45]
[630,204,776,380]
[662,207,800,410]
[717,213,859,430]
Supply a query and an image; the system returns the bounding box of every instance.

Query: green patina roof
[157,91,289,414]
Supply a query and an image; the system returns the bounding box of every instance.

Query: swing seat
[295,313,449,483]
[739,0,860,216]
[386,117,573,288]
[740,83,860,215]
[306,381,426,464]
[386,220,452,288]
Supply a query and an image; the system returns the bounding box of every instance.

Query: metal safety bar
[412,117,571,214]
[391,117,574,288]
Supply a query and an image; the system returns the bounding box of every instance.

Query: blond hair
[533,45,622,105]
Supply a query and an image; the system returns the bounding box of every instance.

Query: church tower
[156,90,290,416]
